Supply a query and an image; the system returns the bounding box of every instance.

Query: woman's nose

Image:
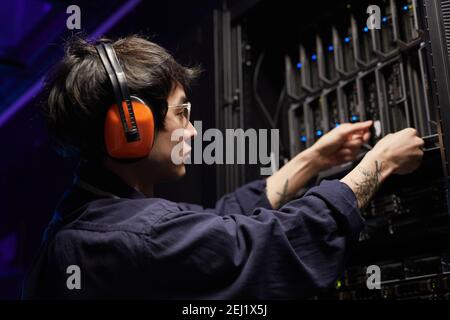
[186,121,197,138]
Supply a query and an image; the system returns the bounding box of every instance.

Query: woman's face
[146,84,197,182]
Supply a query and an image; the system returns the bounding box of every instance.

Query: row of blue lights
[300,125,338,142]
[296,11,399,68]
[301,130,324,139]
[296,54,317,67]
[299,123,341,141]
[294,13,397,72]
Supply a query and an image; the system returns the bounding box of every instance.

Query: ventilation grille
[441,0,450,62]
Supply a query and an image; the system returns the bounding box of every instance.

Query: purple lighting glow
[0,0,142,128]
[43,2,52,13]
[0,233,17,268]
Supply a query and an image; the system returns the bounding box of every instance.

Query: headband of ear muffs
[95,42,155,159]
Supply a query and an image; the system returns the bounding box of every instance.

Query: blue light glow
[296,62,303,69]
[311,54,317,61]
[300,135,307,142]
[403,5,408,11]
[328,45,334,52]
[344,36,351,43]
[382,16,388,23]
[316,130,323,137]
[363,27,369,33]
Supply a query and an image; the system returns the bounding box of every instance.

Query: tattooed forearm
[349,160,384,209]
[275,179,293,208]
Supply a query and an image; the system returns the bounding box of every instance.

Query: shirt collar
[44,161,145,241]
[75,160,146,200]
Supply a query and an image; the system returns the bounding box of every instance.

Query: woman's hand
[341,127,424,209]
[266,120,373,209]
[308,120,373,171]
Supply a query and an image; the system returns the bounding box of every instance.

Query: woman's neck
[103,158,154,197]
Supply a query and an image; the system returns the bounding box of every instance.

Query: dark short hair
[43,35,201,160]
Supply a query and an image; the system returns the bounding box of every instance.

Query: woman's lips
[182,143,192,160]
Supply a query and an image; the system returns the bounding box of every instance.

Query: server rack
[215,0,450,299]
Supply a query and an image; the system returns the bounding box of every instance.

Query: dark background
[0,0,228,299]
[2,0,450,301]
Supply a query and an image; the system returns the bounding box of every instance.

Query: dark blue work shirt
[23,162,364,299]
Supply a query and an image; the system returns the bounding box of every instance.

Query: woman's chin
[174,163,186,179]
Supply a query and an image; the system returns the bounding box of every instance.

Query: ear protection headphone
[95,42,155,159]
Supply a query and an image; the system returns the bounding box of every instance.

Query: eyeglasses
[168,102,191,128]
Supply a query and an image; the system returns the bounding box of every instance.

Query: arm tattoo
[276,179,293,208]
[350,160,384,209]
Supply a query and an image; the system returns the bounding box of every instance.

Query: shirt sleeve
[177,179,273,216]
[144,179,365,299]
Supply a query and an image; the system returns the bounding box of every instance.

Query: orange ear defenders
[95,42,155,159]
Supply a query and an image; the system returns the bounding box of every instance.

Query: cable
[253,52,291,160]
[253,51,276,129]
